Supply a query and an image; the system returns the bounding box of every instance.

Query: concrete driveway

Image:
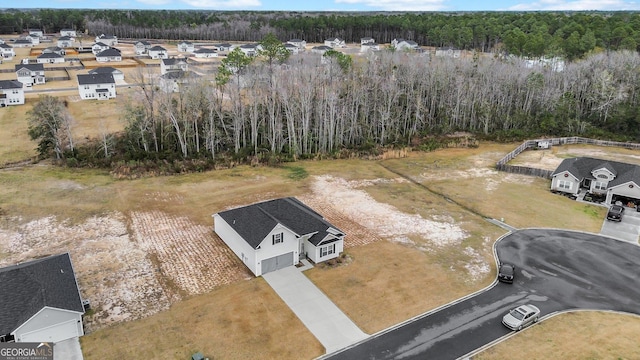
[54,337,83,360]
[262,261,368,353]
[600,206,640,243]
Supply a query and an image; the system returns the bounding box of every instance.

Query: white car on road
[502,304,540,331]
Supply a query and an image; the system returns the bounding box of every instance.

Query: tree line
[27,44,640,173]
[2,9,640,59]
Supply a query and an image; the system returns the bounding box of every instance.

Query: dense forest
[2,9,640,59]
[27,44,640,172]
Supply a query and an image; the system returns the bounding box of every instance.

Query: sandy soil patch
[308,175,468,247]
[0,213,169,332]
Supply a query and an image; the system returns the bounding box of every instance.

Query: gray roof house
[77,73,116,100]
[36,52,65,64]
[193,48,217,58]
[96,48,122,62]
[0,80,25,106]
[0,253,85,343]
[15,63,45,87]
[161,57,189,74]
[551,157,640,205]
[213,197,345,276]
[148,45,168,59]
[89,66,124,81]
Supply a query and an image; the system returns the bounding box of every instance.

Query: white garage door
[20,319,79,343]
[261,252,293,275]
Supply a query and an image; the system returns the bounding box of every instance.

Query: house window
[594,181,607,191]
[597,174,608,179]
[272,232,283,245]
[320,243,335,257]
[558,180,572,190]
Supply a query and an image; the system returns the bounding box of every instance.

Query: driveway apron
[262,265,368,353]
[600,208,640,244]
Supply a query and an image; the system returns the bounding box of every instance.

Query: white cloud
[508,0,640,11]
[334,0,447,11]
[180,0,261,8]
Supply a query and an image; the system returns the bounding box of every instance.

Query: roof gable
[0,80,23,90]
[0,253,84,335]
[15,64,44,72]
[216,197,343,248]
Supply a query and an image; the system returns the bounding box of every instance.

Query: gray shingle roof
[149,45,166,51]
[88,67,120,75]
[194,48,216,54]
[78,73,115,85]
[37,53,63,59]
[15,64,44,72]
[0,80,23,90]
[96,48,121,57]
[553,157,640,188]
[0,253,84,335]
[216,197,343,248]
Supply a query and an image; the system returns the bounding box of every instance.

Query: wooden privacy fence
[496,137,640,179]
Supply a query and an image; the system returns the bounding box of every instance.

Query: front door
[299,238,305,260]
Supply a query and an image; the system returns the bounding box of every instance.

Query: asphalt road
[327,229,640,360]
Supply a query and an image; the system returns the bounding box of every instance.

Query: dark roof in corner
[96,48,121,57]
[88,66,120,74]
[0,80,23,89]
[78,73,115,85]
[552,157,640,187]
[0,253,84,335]
[216,197,344,248]
[15,63,44,72]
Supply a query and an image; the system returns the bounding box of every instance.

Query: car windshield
[500,265,513,275]
[509,309,526,320]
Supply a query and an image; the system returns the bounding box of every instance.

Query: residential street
[325,229,640,360]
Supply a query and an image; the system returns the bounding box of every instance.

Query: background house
[15,63,45,87]
[193,48,217,58]
[213,197,345,276]
[135,40,152,55]
[37,52,64,64]
[238,43,261,57]
[552,157,640,205]
[95,48,122,62]
[95,34,117,46]
[435,46,461,58]
[0,43,15,60]
[287,39,306,50]
[312,45,332,55]
[324,38,345,48]
[28,29,43,37]
[0,80,25,106]
[178,41,195,52]
[57,36,74,48]
[60,29,77,37]
[13,39,33,48]
[0,253,85,343]
[392,39,419,51]
[77,73,116,100]
[89,67,124,81]
[91,42,110,55]
[161,58,189,75]
[159,70,199,93]
[284,43,299,54]
[361,37,375,45]
[148,45,168,59]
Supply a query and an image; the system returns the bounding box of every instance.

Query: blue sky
[12,0,640,11]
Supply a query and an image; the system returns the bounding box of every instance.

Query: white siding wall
[1,89,24,105]
[213,214,258,276]
[551,173,580,194]
[13,307,83,343]
[255,225,299,276]
[306,239,343,263]
[78,83,116,100]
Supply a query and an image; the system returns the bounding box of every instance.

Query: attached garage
[18,317,81,343]
[262,252,294,275]
[0,253,85,344]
